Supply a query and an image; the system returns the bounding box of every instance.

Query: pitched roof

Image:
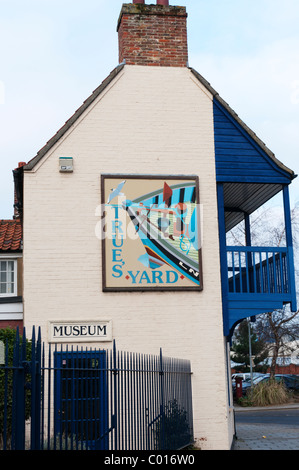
[189,68,296,180]
[0,219,22,252]
[24,64,125,171]
[22,64,295,182]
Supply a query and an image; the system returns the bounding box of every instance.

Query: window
[0,260,17,296]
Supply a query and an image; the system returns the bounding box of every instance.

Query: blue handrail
[226,246,289,295]
[227,246,288,253]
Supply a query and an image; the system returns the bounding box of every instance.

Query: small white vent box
[59,157,73,173]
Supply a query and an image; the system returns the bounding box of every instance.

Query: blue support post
[217,183,230,337]
[244,213,251,247]
[245,213,255,321]
[283,185,297,312]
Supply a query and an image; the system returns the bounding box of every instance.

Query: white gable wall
[23,65,233,450]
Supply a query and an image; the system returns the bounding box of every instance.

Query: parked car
[256,374,299,391]
[235,374,299,397]
[232,373,251,384]
[232,372,264,388]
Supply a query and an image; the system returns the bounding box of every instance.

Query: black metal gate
[53,348,109,450]
[0,327,194,450]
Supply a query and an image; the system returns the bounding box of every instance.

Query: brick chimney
[117,1,188,67]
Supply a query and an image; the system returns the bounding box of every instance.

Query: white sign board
[48,321,112,343]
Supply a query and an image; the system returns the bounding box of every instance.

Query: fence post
[2,341,9,449]
[112,340,118,450]
[159,348,165,450]
[12,327,26,450]
[30,327,42,450]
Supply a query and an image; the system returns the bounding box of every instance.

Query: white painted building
[12,1,297,450]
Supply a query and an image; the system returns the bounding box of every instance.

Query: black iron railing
[0,327,193,451]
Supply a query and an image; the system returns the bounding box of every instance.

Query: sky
[0,0,299,219]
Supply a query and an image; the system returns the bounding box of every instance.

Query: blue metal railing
[227,246,290,296]
[0,328,194,451]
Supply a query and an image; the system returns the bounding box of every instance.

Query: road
[233,406,299,450]
[235,407,299,427]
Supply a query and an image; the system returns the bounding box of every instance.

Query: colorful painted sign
[101,175,202,291]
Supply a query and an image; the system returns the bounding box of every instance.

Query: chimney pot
[156,0,169,5]
[132,0,145,3]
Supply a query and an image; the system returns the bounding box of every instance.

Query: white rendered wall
[23,65,233,449]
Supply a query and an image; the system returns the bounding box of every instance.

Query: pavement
[233,403,299,450]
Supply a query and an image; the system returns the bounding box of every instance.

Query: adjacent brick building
[0,218,23,332]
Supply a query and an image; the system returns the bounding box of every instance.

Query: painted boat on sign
[122,181,201,285]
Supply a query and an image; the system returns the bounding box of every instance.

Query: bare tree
[254,308,299,377]
[227,202,299,250]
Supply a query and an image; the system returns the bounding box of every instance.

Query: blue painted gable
[213,99,291,184]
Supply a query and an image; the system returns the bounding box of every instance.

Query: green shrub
[0,328,32,446]
[154,399,193,449]
[236,396,253,407]
[43,433,88,450]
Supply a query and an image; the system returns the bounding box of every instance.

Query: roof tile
[0,219,22,252]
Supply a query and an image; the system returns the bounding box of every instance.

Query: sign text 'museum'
[48,321,112,343]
